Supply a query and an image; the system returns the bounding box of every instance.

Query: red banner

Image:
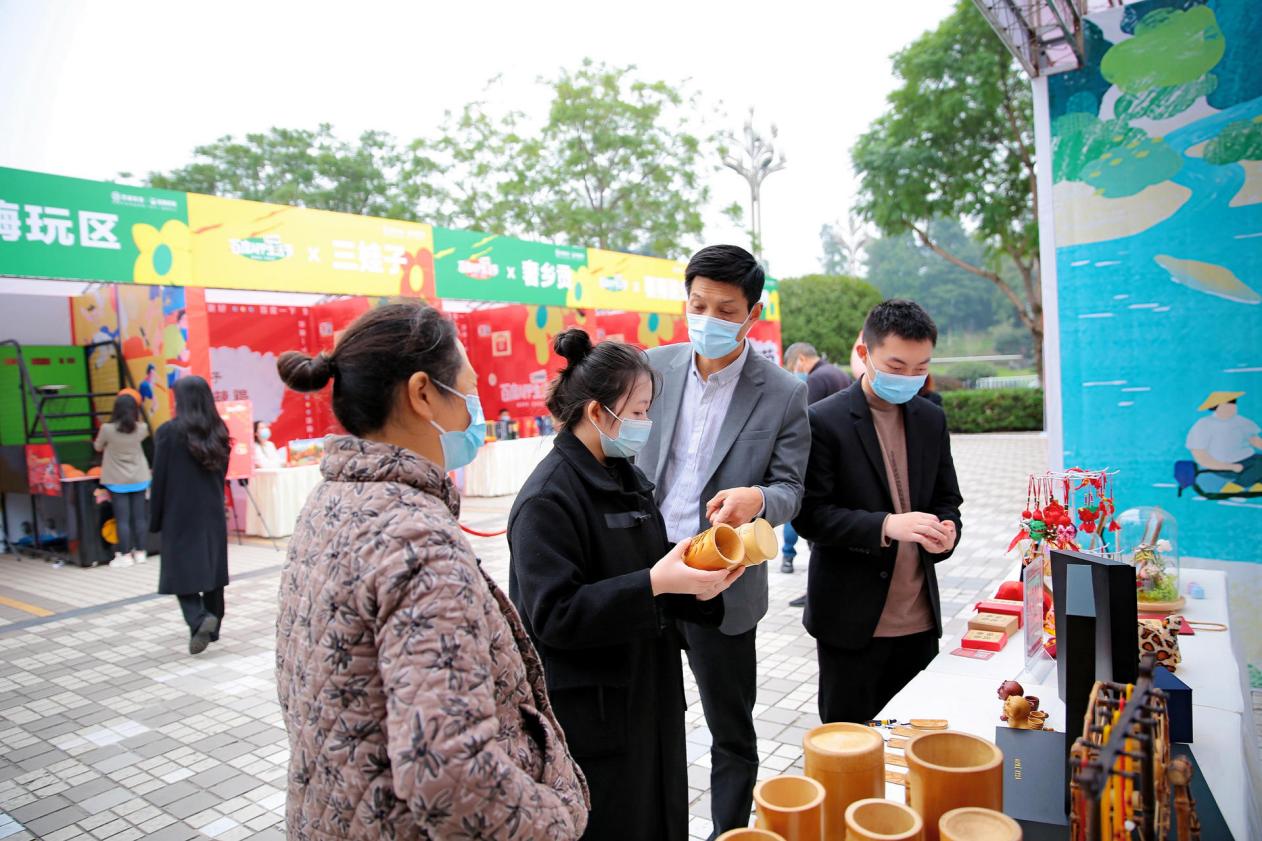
[216,400,254,481]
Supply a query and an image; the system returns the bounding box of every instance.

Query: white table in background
[463,436,556,497]
[245,465,323,537]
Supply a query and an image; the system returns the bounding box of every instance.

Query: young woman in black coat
[149,376,230,655]
[508,330,744,841]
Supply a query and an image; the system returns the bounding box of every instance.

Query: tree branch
[910,222,1034,331]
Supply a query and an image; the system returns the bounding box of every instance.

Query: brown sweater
[93,422,150,487]
[868,397,935,638]
[276,436,588,841]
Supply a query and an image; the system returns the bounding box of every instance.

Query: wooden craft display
[937,807,1021,841]
[684,523,746,570]
[969,612,1020,636]
[716,830,787,841]
[754,774,826,841]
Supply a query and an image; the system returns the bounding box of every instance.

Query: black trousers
[681,623,758,840]
[817,630,938,724]
[109,490,148,554]
[177,589,224,640]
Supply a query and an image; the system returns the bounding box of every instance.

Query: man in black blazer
[793,300,963,723]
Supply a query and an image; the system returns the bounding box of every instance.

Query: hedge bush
[946,361,999,382]
[942,388,1044,433]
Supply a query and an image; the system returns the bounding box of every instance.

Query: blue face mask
[865,356,927,405]
[258,428,272,441]
[593,405,653,459]
[687,311,751,359]
[794,371,809,383]
[430,380,487,471]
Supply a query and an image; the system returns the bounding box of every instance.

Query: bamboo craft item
[754,775,826,841]
[845,798,925,841]
[684,523,746,570]
[803,723,885,841]
[938,807,1022,841]
[903,731,1004,841]
[737,518,779,566]
[716,830,788,841]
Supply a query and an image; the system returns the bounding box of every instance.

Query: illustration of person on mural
[1184,391,1262,496]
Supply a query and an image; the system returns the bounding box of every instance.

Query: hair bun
[553,328,594,367]
[277,351,334,393]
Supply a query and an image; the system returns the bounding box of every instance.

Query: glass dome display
[1114,506,1182,610]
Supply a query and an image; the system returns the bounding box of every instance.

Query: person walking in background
[93,393,150,568]
[275,303,588,841]
[251,420,285,468]
[780,342,852,577]
[919,373,944,407]
[509,329,742,841]
[795,300,963,724]
[149,376,230,655]
[638,245,809,839]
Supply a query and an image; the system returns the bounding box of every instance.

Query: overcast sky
[0,0,955,278]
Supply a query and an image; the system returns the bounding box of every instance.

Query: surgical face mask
[592,405,653,459]
[258,428,271,442]
[794,371,809,383]
[866,355,927,405]
[430,380,487,471]
[687,311,752,359]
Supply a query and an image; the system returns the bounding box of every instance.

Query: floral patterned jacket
[276,436,589,840]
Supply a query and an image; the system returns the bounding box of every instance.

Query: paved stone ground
[0,432,1252,840]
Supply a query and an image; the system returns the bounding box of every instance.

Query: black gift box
[1154,665,1193,743]
[995,727,1069,840]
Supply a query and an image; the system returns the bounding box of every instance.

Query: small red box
[975,599,1024,626]
[962,629,1008,652]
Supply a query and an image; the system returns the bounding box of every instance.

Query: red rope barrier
[460,524,508,538]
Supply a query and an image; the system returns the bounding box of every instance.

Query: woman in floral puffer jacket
[275,302,588,841]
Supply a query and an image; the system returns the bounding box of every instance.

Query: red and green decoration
[1009,468,1120,555]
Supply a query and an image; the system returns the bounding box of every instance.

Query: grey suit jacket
[639,342,810,635]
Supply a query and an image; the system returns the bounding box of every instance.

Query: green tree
[410,60,716,258]
[865,219,1009,336]
[852,1,1043,376]
[779,274,882,363]
[140,124,416,220]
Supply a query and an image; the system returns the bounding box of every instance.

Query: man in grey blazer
[639,244,810,838]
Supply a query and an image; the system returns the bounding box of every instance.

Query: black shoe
[789,594,806,608]
[189,615,220,655]
[780,557,795,574]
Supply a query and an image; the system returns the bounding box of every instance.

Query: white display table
[463,435,556,497]
[876,568,1256,840]
[245,464,323,537]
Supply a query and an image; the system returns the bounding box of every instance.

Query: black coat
[806,359,852,405]
[793,383,963,649]
[149,422,228,595]
[508,430,721,841]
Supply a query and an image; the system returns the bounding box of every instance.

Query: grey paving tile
[22,805,89,836]
[166,791,221,820]
[144,780,200,807]
[9,794,70,822]
[79,786,132,814]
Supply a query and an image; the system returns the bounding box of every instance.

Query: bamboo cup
[803,723,885,839]
[903,731,1003,841]
[736,518,779,566]
[938,807,1021,841]
[716,830,788,841]
[684,523,746,570]
[845,798,925,841]
[753,774,826,841]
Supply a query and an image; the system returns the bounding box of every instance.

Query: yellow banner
[566,248,687,314]
[566,247,780,321]
[187,194,434,297]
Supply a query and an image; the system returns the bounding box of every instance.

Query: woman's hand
[650,539,745,599]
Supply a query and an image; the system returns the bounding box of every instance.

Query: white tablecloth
[463,436,556,498]
[876,567,1256,840]
[244,465,323,537]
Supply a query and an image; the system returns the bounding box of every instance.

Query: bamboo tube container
[844,798,925,841]
[903,731,1003,841]
[803,723,885,839]
[716,830,787,841]
[937,808,1021,841]
[753,774,826,841]
[684,523,746,570]
[736,518,779,566]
